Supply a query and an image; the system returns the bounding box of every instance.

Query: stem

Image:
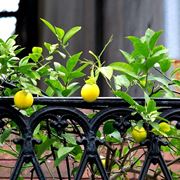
[46,120,63,180]
[119,145,143,167]
[110,167,155,180]
[154,67,172,82]
[98,35,113,59]
[61,43,71,58]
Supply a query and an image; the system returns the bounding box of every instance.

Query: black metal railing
[0,97,179,180]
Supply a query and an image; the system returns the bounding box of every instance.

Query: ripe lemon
[81,83,100,102]
[131,126,147,143]
[159,122,170,133]
[14,90,34,109]
[101,159,106,167]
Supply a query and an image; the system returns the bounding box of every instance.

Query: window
[0,0,20,40]
[0,0,38,55]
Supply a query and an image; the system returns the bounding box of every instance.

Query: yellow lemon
[159,122,170,133]
[131,126,147,143]
[101,159,106,167]
[81,83,100,102]
[14,90,34,109]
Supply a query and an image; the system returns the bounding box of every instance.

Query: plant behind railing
[0,19,179,179]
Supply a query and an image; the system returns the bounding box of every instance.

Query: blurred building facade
[2,0,178,96]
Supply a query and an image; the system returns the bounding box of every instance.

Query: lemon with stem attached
[81,83,100,102]
[14,90,34,109]
[131,126,147,143]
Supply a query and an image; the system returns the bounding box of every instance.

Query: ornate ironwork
[0,97,179,179]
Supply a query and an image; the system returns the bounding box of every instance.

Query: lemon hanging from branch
[14,90,34,109]
[81,36,113,102]
[81,76,100,102]
[131,126,147,143]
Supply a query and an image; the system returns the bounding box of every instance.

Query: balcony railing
[0,97,179,180]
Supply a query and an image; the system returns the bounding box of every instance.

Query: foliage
[0,19,179,179]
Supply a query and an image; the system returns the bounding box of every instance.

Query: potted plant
[0,19,179,180]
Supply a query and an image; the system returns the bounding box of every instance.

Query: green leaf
[146,55,164,70]
[40,18,56,35]
[37,63,50,76]
[62,133,77,145]
[69,71,85,80]
[19,56,29,66]
[127,36,149,57]
[0,148,17,157]
[29,47,42,63]
[0,129,11,144]
[66,52,82,71]
[18,63,36,72]
[44,42,59,54]
[6,38,16,49]
[29,54,41,63]
[114,75,130,90]
[66,82,80,96]
[159,58,171,72]
[21,81,42,95]
[34,124,41,135]
[149,75,169,87]
[45,79,64,92]
[110,62,138,79]
[103,120,115,135]
[62,89,72,97]
[37,138,56,158]
[15,47,25,55]
[55,27,65,40]
[114,91,137,106]
[144,28,154,42]
[46,86,54,96]
[147,99,157,113]
[99,66,113,80]
[63,26,81,45]
[105,131,122,143]
[149,31,162,49]
[120,50,134,63]
[151,89,165,97]
[173,80,180,86]
[55,146,74,166]
[171,67,180,77]
[153,48,168,57]
[32,47,43,54]
[54,62,67,74]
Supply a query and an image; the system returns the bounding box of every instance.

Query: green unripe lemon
[159,122,170,133]
[131,126,147,143]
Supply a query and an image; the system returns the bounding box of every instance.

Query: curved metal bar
[30,106,90,135]
[160,108,180,121]
[90,107,134,133]
[0,99,178,179]
[0,105,27,133]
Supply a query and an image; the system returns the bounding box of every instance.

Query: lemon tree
[0,19,179,180]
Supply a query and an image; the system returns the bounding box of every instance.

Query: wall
[38,0,165,96]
